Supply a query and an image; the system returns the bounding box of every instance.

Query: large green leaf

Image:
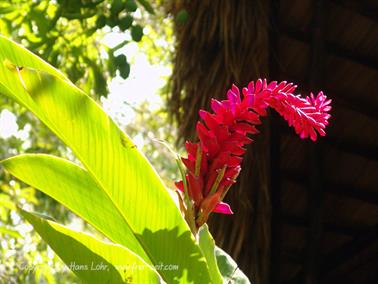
[215,246,250,284]
[198,224,223,284]
[0,36,211,283]
[20,209,161,284]
[1,154,150,263]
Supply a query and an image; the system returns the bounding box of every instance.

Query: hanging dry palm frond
[169,0,270,140]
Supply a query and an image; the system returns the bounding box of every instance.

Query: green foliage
[0,35,212,283]
[2,154,150,263]
[131,24,144,42]
[115,54,130,79]
[0,177,77,283]
[198,224,223,284]
[215,247,250,283]
[20,209,161,284]
[137,0,155,14]
[0,3,251,283]
[119,15,133,31]
[0,0,155,97]
[125,0,138,13]
[122,102,180,185]
[0,1,178,283]
[0,2,176,281]
[0,106,74,282]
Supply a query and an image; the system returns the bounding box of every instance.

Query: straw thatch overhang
[168,0,378,283]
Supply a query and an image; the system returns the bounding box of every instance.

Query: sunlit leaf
[198,224,223,284]
[0,35,211,283]
[215,246,251,284]
[20,209,161,284]
[2,154,150,263]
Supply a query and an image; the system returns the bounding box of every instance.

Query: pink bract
[176,79,332,228]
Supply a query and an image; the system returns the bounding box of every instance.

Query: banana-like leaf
[1,154,149,263]
[20,209,161,284]
[0,36,211,283]
[215,246,250,284]
[198,224,223,284]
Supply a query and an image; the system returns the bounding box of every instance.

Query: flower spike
[176,79,331,231]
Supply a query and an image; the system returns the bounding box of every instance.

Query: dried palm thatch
[169,0,269,140]
[167,0,273,282]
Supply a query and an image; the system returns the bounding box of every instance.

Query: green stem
[176,157,197,235]
[209,166,226,196]
[194,146,202,177]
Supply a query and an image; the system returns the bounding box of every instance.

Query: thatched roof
[169,0,378,283]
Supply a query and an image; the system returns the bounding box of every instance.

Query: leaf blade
[0,35,211,283]
[1,154,151,264]
[215,246,251,284]
[20,209,161,284]
[198,224,223,284]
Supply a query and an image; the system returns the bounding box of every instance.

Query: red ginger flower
[176,79,331,230]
